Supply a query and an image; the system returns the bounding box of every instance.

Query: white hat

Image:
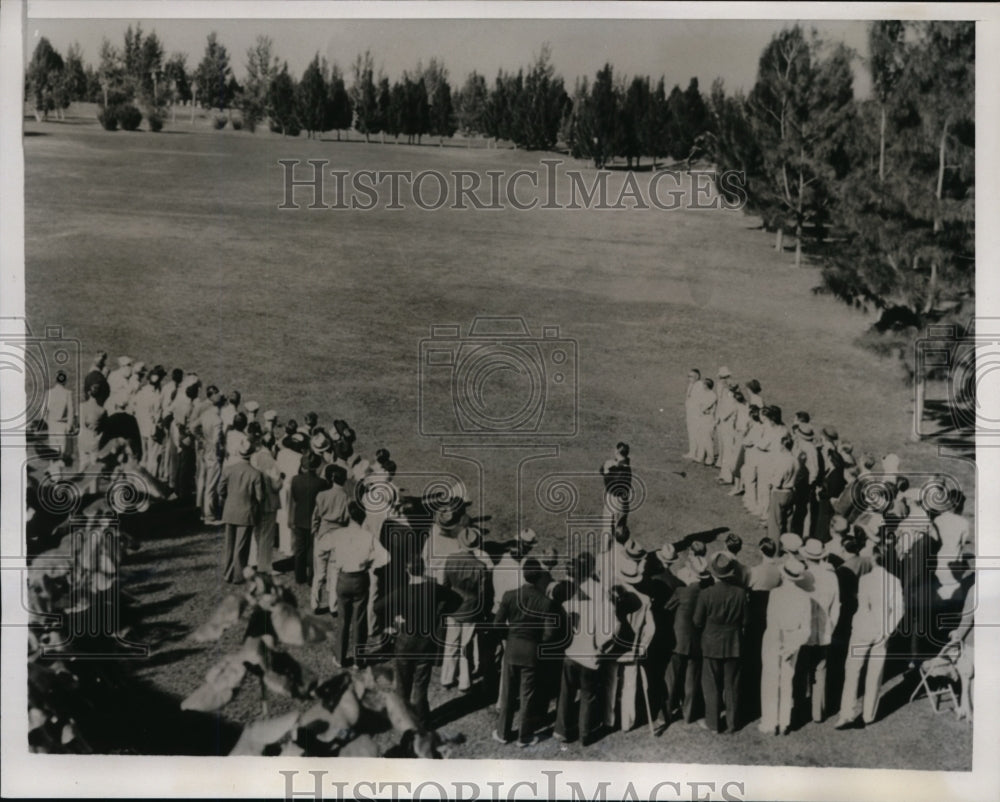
[263,409,278,421]
[882,453,900,475]
[519,527,537,545]
[718,366,732,377]
[117,356,132,367]
[245,401,260,413]
[236,434,254,458]
[133,361,145,373]
[779,532,803,554]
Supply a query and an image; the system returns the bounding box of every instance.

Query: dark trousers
[497,659,540,744]
[223,524,253,583]
[768,488,795,540]
[664,652,700,722]
[394,657,434,728]
[336,571,370,666]
[555,659,601,743]
[702,656,741,733]
[293,526,312,585]
[790,486,813,536]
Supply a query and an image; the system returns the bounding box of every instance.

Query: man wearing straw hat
[693,551,749,733]
[798,537,840,723]
[759,557,812,735]
[660,553,712,729]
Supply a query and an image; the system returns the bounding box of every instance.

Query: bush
[231,117,243,131]
[147,112,164,132]
[97,106,118,131]
[213,115,228,130]
[117,104,142,131]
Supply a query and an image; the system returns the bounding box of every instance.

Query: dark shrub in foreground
[213,115,228,130]
[97,106,118,131]
[231,117,243,131]
[117,105,143,131]
[147,112,164,132]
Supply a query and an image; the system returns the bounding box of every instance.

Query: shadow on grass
[674,527,730,552]
[431,686,497,730]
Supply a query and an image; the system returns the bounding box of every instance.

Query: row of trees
[26,22,973,330]
[704,22,973,329]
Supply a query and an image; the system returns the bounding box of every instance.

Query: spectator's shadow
[673,527,729,552]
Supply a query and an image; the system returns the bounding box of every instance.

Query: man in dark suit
[493,557,564,747]
[378,555,456,729]
[693,551,749,733]
[218,434,264,584]
[661,557,711,728]
[289,452,330,585]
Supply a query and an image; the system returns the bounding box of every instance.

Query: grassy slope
[24,115,973,767]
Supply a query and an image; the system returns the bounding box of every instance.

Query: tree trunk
[934,117,950,233]
[775,228,784,252]
[191,93,196,123]
[878,104,886,184]
[924,259,938,315]
[794,223,803,267]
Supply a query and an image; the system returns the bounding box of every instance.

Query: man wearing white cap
[245,401,260,425]
[106,356,134,412]
[218,435,264,584]
[693,378,717,466]
[798,538,840,723]
[441,527,494,692]
[714,367,733,468]
[759,558,812,735]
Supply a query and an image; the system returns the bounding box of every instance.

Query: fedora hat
[519,527,538,546]
[830,515,850,537]
[718,366,732,378]
[801,538,827,561]
[779,532,803,554]
[245,401,260,414]
[236,435,254,458]
[457,527,481,551]
[623,538,646,561]
[709,551,738,581]
[658,542,678,564]
[781,557,807,581]
[618,556,643,583]
[796,424,815,441]
[540,547,559,569]
[434,501,467,530]
[310,432,332,454]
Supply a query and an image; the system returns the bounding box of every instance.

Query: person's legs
[777,651,797,732]
[233,525,253,583]
[861,640,886,724]
[518,665,539,744]
[496,659,518,742]
[759,645,779,732]
[310,540,330,611]
[684,655,700,722]
[812,645,829,722]
[555,659,578,741]
[579,664,601,743]
[603,662,620,729]
[254,511,276,573]
[619,664,638,732]
[458,621,476,691]
[222,524,237,583]
[440,616,461,688]
[335,577,355,665]
[723,658,741,732]
[702,657,722,731]
[350,578,370,664]
[837,641,867,724]
[411,660,433,727]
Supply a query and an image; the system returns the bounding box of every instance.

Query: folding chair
[909,640,962,717]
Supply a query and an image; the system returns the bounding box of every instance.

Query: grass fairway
[24,114,973,767]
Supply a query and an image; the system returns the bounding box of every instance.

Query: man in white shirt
[693,378,717,466]
[106,356,134,412]
[196,388,226,524]
[683,368,702,460]
[329,502,390,666]
[759,558,812,735]
[798,538,840,723]
[767,435,801,539]
[835,545,903,728]
[249,431,282,572]
[45,370,74,458]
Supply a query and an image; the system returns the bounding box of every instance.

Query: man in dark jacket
[218,434,264,584]
[289,452,330,585]
[493,557,564,747]
[661,557,711,727]
[693,551,749,733]
[378,555,456,728]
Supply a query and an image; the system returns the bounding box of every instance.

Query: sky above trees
[26,17,874,99]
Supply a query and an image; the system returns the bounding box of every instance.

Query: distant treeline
[26,21,973,332]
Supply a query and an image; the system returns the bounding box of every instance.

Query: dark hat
[709,551,738,581]
[301,452,322,472]
[623,538,646,561]
[457,527,481,551]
